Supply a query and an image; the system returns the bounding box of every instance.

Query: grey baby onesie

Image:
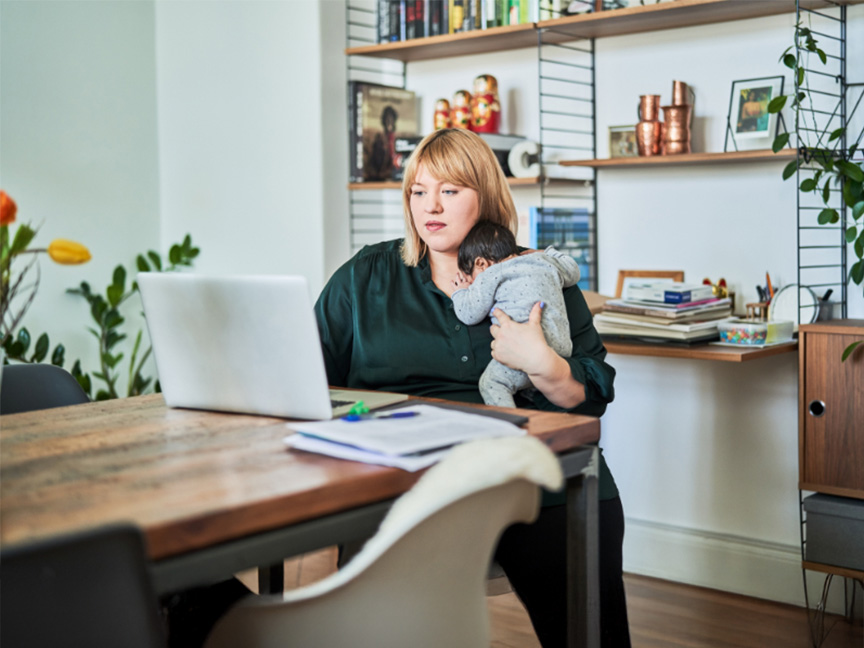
[451,247,581,407]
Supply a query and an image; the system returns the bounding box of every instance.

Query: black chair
[0,363,89,414]
[0,523,166,648]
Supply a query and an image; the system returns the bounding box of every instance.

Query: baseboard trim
[622,517,856,615]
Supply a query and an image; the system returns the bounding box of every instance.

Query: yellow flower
[47,239,92,265]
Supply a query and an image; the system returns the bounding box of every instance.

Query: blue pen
[343,411,420,422]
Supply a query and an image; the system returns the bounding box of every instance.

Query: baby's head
[458,221,519,278]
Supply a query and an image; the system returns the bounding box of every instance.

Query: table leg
[258,563,284,595]
[563,446,599,648]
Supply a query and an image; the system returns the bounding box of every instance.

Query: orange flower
[48,239,92,265]
[0,190,16,226]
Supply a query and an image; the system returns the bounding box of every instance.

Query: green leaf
[147,251,162,271]
[9,223,37,255]
[104,310,124,329]
[797,66,805,87]
[817,208,838,224]
[136,255,150,272]
[855,233,864,261]
[16,328,31,354]
[853,201,864,221]
[822,181,831,204]
[851,259,864,285]
[841,341,863,362]
[169,245,181,265]
[183,234,192,252]
[112,265,126,292]
[800,178,818,192]
[767,95,787,113]
[772,133,790,153]
[78,374,92,397]
[8,341,24,358]
[846,226,858,244]
[95,390,111,401]
[51,343,66,366]
[32,333,49,363]
[836,160,864,183]
[828,127,846,142]
[783,53,796,68]
[107,284,124,308]
[782,159,799,180]
[817,48,827,65]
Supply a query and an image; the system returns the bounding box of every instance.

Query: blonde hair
[400,129,519,266]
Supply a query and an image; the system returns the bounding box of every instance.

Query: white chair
[204,435,563,648]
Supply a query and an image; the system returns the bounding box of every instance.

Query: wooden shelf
[346,23,537,62]
[802,560,864,581]
[603,339,797,362]
[346,0,863,61]
[348,175,550,190]
[559,148,795,169]
[537,0,861,42]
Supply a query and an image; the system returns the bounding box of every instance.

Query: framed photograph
[608,125,638,158]
[724,76,785,151]
[615,269,684,298]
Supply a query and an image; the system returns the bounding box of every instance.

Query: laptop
[137,273,408,420]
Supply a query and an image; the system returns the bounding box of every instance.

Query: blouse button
[455,324,461,331]
[460,355,468,363]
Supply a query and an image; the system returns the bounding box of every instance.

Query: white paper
[283,404,525,468]
[284,434,447,472]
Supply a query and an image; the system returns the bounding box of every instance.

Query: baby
[451,221,581,408]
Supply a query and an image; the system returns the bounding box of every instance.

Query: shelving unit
[344,0,857,363]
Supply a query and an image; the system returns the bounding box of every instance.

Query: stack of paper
[595,282,734,344]
[284,404,525,471]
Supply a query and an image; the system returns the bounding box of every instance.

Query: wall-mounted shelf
[604,339,797,362]
[345,0,864,62]
[560,148,795,169]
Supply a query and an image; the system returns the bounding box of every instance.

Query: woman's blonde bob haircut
[400,129,519,266]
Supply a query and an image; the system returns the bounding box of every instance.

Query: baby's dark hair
[458,221,519,275]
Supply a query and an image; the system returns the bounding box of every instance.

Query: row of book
[375,0,596,43]
[593,281,734,344]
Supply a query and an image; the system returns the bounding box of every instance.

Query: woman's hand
[451,271,471,292]
[490,303,586,409]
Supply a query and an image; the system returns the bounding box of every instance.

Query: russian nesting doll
[434,99,452,130]
[451,90,472,130]
[470,74,500,133]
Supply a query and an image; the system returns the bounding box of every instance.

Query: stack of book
[594,281,734,344]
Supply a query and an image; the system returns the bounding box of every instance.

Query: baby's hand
[452,271,471,291]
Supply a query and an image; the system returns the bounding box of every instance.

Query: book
[623,281,715,304]
[601,297,732,319]
[349,82,420,183]
[594,320,721,342]
[594,313,733,333]
[595,308,732,326]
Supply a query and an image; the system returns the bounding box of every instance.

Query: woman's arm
[490,286,615,415]
[490,304,585,408]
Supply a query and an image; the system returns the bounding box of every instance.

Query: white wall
[0,0,161,378]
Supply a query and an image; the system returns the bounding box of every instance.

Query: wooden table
[1,393,601,647]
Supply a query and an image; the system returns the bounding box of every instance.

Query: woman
[315,128,630,647]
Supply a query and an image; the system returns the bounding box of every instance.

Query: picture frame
[608,125,638,158]
[724,76,785,152]
[615,269,684,298]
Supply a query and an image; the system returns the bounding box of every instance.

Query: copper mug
[638,95,661,122]
[671,80,694,107]
[636,120,664,156]
[661,105,692,154]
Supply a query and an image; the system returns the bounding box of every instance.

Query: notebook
[137,273,408,419]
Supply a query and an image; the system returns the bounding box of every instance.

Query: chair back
[206,435,563,648]
[0,363,89,414]
[0,523,165,648]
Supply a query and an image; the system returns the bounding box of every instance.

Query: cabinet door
[802,331,864,496]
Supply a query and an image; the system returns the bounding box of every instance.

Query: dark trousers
[494,496,631,648]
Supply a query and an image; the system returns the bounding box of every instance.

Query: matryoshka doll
[470,74,500,133]
[450,90,472,130]
[434,98,452,130]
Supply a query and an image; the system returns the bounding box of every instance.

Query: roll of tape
[508,140,541,178]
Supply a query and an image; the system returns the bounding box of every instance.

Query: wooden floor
[238,549,864,648]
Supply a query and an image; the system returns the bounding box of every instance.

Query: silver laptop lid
[138,273,333,419]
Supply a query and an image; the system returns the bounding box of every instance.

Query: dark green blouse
[314,239,618,502]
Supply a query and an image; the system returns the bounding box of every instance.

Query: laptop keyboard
[330,398,355,408]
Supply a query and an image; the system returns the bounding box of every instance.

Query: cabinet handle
[808,400,826,417]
